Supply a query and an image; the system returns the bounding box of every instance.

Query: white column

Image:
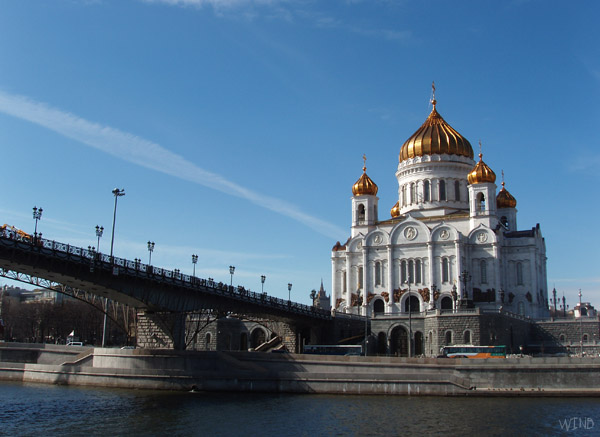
[530,248,538,308]
[345,255,352,310]
[427,243,435,309]
[331,257,338,311]
[493,243,501,304]
[455,241,464,300]
[387,245,393,311]
[362,248,368,315]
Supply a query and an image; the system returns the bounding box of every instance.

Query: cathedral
[331,91,550,323]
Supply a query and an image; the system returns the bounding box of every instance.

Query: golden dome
[497,181,517,208]
[352,156,378,196]
[390,201,400,218]
[400,99,474,162]
[468,153,496,184]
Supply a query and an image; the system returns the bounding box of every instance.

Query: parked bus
[303,345,363,356]
[440,345,506,359]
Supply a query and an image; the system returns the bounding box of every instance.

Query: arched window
[501,216,509,230]
[455,180,461,201]
[373,299,385,314]
[410,183,416,204]
[559,334,566,343]
[442,258,449,283]
[375,261,382,286]
[205,332,212,348]
[358,266,363,289]
[516,262,523,285]
[583,334,589,342]
[402,185,407,206]
[400,260,407,284]
[357,204,365,221]
[441,296,453,310]
[464,330,471,344]
[342,271,347,293]
[445,330,452,346]
[439,180,446,201]
[480,260,487,284]
[477,193,486,212]
[415,259,422,284]
[424,180,430,201]
[408,260,414,284]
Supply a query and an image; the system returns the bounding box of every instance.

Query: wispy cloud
[143,0,413,43]
[567,152,600,172]
[0,90,345,239]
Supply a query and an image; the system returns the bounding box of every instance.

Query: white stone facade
[331,104,549,320]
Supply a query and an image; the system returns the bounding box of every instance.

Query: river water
[0,381,598,436]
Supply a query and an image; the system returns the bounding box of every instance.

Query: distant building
[312,280,331,311]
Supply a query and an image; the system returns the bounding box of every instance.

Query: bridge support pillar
[136,311,186,350]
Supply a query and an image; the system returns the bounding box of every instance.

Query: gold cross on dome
[362,154,367,171]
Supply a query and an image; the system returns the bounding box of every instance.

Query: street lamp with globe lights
[32,206,43,241]
[261,275,266,293]
[288,283,292,302]
[147,241,155,265]
[191,254,198,277]
[229,266,235,286]
[95,225,104,253]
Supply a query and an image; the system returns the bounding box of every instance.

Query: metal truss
[0,267,133,334]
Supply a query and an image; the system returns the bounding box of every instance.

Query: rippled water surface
[1,381,599,436]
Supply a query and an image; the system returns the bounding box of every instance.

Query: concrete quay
[0,343,599,396]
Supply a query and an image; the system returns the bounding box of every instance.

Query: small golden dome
[400,99,474,162]
[390,201,400,218]
[468,153,496,184]
[352,155,378,196]
[497,181,517,208]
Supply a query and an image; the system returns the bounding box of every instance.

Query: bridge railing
[1,232,331,319]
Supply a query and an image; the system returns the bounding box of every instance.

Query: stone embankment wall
[1,343,599,396]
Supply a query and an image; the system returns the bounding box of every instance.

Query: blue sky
[1,0,599,308]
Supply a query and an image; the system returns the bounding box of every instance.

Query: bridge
[0,230,364,350]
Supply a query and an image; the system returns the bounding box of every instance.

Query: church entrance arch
[390,325,409,357]
[250,328,266,349]
[377,332,387,355]
[441,296,453,310]
[404,295,420,313]
[414,331,424,356]
[373,299,385,315]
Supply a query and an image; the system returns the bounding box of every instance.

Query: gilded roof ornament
[497,170,517,208]
[467,144,496,184]
[400,86,474,162]
[390,200,400,218]
[352,154,378,196]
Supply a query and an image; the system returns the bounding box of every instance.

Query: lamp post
[261,275,266,293]
[288,283,292,302]
[147,241,155,265]
[104,188,124,348]
[191,254,198,277]
[32,206,43,241]
[404,278,413,358]
[229,265,235,286]
[95,225,104,253]
[109,188,125,261]
[460,270,471,305]
[579,289,583,357]
[451,283,458,313]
